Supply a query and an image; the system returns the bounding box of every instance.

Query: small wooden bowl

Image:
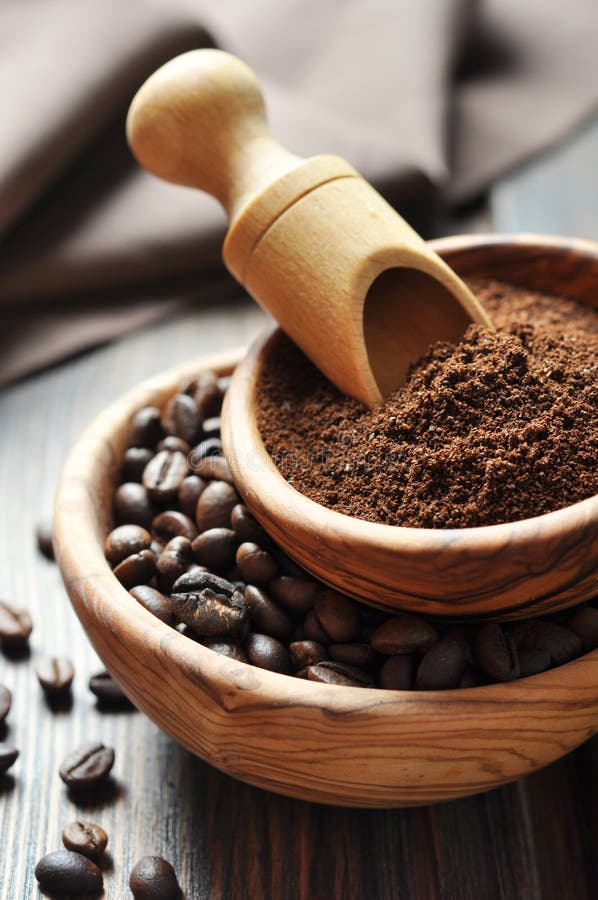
[224,234,598,621]
[54,237,598,807]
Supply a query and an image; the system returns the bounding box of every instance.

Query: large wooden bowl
[54,234,598,807]
[224,234,598,621]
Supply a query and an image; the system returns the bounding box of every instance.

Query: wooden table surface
[1,116,598,899]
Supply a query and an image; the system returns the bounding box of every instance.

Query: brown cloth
[1,0,598,385]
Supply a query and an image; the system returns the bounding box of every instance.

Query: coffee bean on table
[289,640,328,670]
[36,656,74,696]
[59,742,115,790]
[114,483,155,529]
[130,406,164,448]
[307,660,374,687]
[156,537,194,593]
[245,633,292,674]
[520,621,582,664]
[113,549,156,589]
[152,510,198,543]
[195,480,240,531]
[0,743,18,773]
[129,855,181,900]
[178,475,206,518]
[171,571,249,639]
[314,590,361,643]
[89,671,132,706]
[230,504,271,546]
[0,685,11,722]
[379,655,413,690]
[567,605,598,652]
[130,585,174,625]
[192,454,234,484]
[192,528,237,571]
[474,624,520,682]
[268,576,318,618]
[105,524,151,565]
[35,849,103,897]
[162,392,200,444]
[0,599,33,646]
[416,630,468,690]
[143,450,189,504]
[62,821,108,860]
[370,612,437,655]
[36,521,55,560]
[244,586,294,641]
[122,447,155,482]
[236,542,278,584]
[202,639,247,662]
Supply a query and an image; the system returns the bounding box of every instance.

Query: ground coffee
[256,279,598,528]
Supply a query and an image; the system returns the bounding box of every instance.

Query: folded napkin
[1,0,597,384]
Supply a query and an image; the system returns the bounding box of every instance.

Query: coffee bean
[184,370,222,419]
[329,642,374,668]
[314,590,360,643]
[62,821,108,860]
[35,849,103,896]
[201,416,221,438]
[307,660,374,687]
[289,640,328,670]
[244,585,294,641]
[89,671,132,706]
[303,609,330,643]
[36,521,55,560]
[189,437,223,470]
[130,406,164,448]
[157,436,191,454]
[520,621,582,665]
[195,480,240,531]
[268,576,318,618]
[113,549,156,589]
[0,685,11,722]
[178,475,206,518]
[236,542,278,585]
[114,482,155,529]
[0,743,18,773]
[162,393,200,444]
[171,572,249,638]
[35,655,74,696]
[192,528,237,571]
[230,504,271,546]
[370,613,437,655]
[568,605,598,652]
[192,454,234,484]
[130,586,174,625]
[379,655,413,690]
[0,599,33,646]
[518,647,552,677]
[245,633,291,674]
[59,741,115,790]
[416,629,467,690]
[152,510,198,543]
[202,639,247,662]
[458,665,484,688]
[105,524,151,564]
[143,450,189,504]
[122,447,154,482]
[129,855,181,900]
[474,624,520,682]
[156,537,194,593]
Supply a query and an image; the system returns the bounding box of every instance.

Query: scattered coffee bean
[143,450,189,504]
[379,655,413,690]
[122,447,155,481]
[36,521,55,560]
[192,528,237,571]
[236,542,278,584]
[184,369,222,418]
[156,536,194,593]
[0,743,18,773]
[303,609,331,643]
[416,631,467,690]
[0,599,33,646]
[153,510,198,543]
[329,642,374,668]
[115,482,155,529]
[62,821,108,860]
[289,640,328,670]
[370,613,437,655]
[0,685,11,722]
[245,633,291,674]
[178,475,206,518]
[567,605,598,652]
[113,549,157,589]
[129,855,181,900]
[268,577,318,618]
[244,586,294,641]
[192,454,234,484]
[162,392,200,444]
[520,621,582,665]
[307,660,374,687]
[35,849,103,896]
[130,585,174,625]
[157,436,191,454]
[314,590,361,642]
[89,671,132,706]
[202,639,247,662]
[230,504,271,546]
[189,437,223,469]
[130,406,164,448]
[195,480,240,530]
[35,655,74,696]
[475,624,520,682]
[105,524,151,564]
[59,741,115,790]
[171,571,249,638]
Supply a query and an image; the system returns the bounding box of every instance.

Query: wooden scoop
[127,49,492,406]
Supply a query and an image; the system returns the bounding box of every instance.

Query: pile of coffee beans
[106,370,598,690]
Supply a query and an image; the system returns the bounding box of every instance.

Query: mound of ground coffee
[256,279,598,528]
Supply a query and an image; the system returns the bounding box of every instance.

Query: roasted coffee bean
[130,585,174,625]
[105,524,151,564]
[153,510,198,543]
[89,671,132,706]
[113,549,156,589]
[201,416,221,438]
[130,406,164,448]
[0,599,33,646]
[114,482,155,529]
[129,855,181,900]
[62,821,108,860]
[189,437,223,469]
[416,630,467,690]
[157,436,191,454]
[314,590,360,643]
[370,613,437,655]
[307,660,374,687]
[0,743,18,773]
[268,576,318,618]
[171,572,248,638]
[245,633,291,674]
[289,640,328,670]
[35,849,103,896]
[192,454,234,484]
[244,585,294,640]
[192,528,237,571]
[122,447,154,483]
[458,665,484,688]
[202,639,247,662]
[0,684,11,722]
[230,504,271,546]
[59,741,115,790]
[157,536,194,593]
[184,370,222,419]
[195,480,240,531]
[568,605,598,651]
[151,539,165,557]
[518,647,552,678]
[474,624,520,682]
[329,642,374,668]
[162,392,200,444]
[303,609,330,643]
[236,542,278,584]
[178,475,206,518]
[379,655,413,690]
[271,548,307,578]
[520,621,582,664]
[143,450,189,504]
[35,655,74,696]
[36,521,55,560]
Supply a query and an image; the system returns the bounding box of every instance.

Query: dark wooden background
[1,116,598,900]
